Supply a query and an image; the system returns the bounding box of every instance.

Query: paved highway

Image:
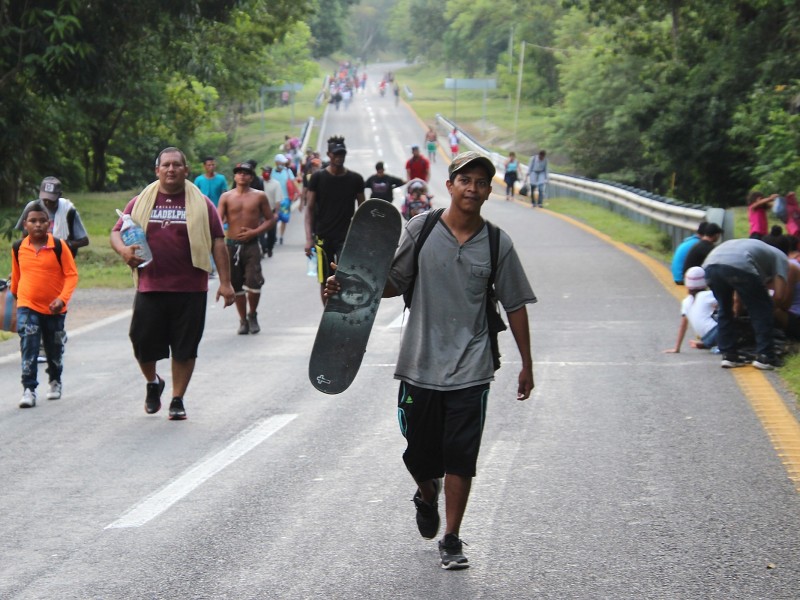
[1,64,799,599]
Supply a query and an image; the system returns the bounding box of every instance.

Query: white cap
[685,266,707,290]
[274,153,288,164]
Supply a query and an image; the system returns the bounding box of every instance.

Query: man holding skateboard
[323,151,536,569]
[217,162,276,335]
[305,135,366,303]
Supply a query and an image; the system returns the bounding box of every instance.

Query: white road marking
[0,309,133,365]
[105,413,297,529]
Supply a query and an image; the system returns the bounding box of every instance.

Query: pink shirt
[113,191,224,293]
[748,204,768,237]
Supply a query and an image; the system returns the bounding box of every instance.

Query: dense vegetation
[2,0,799,211]
[382,0,800,206]
[0,0,356,206]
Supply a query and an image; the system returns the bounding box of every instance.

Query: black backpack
[403,208,507,370]
[13,237,65,267]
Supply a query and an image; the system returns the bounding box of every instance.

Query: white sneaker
[19,388,36,408]
[46,381,62,400]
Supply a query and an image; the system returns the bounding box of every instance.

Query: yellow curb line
[548,210,800,492]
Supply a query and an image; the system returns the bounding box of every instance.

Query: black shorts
[227,239,265,293]
[396,382,490,480]
[314,236,345,284]
[129,291,207,363]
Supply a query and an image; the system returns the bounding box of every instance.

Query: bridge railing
[434,113,734,248]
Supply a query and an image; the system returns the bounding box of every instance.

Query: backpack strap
[485,220,499,290]
[403,208,444,309]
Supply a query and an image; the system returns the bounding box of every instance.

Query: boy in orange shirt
[11,201,78,408]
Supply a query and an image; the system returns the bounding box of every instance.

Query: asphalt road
[1,64,800,599]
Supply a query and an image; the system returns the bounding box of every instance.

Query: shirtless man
[218,162,275,335]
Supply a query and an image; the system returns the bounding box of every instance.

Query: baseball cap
[233,162,255,175]
[448,151,496,179]
[685,266,707,290]
[39,176,62,201]
[327,139,347,154]
[274,153,288,164]
[262,165,273,174]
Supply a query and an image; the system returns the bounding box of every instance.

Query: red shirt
[405,156,430,181]
[113,191,224,293]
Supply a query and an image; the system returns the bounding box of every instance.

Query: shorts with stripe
[397,382,489,480]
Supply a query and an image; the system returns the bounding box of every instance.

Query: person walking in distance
[503,152,520,201]
[110,147,235,420]
[217,162,276,335]
[526,150,548,207]
[12,201,79,408]
[424,126,437,163]
[305,136,365,304]
[193,157,228,208]
[193,157,228,277]
[365,162,405,202]
[261,165,283,256]
[448,128,459,158]
[324,151,536,569]
[405,145,430,183]
[265,154,294,255]
[16,176,90,256]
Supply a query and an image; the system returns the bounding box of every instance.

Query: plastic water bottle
[116,209,153,268]
[307,247,317,277]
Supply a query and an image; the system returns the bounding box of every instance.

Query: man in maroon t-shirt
[405,145,430,182]
[111,147,235,421]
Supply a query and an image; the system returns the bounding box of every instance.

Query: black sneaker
[247,312,260,334]
[721,353,748,368]
[238,320,249,335]
[438,533,469,570]
[752,354,781,370]
[412,478,441,539]
[168,397,187,420]
[145,375,165,414]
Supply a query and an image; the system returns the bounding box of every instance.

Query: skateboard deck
[309,199,402,394]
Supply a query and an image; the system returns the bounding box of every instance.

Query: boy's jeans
[17,307,65,390]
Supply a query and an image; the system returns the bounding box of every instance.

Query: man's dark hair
[156,147,187,167]
[23,200,49,222]
[202,156,215,163]
[376,162,384,171]
[704,223,723,237]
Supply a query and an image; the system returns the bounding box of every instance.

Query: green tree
[308,0,358,58]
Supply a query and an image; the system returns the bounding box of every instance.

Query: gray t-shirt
[388,215,537,391]
[703,238,788,284]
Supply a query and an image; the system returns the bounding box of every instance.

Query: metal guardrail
[434,113,734,248]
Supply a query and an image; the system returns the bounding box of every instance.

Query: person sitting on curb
[664,266,718,354]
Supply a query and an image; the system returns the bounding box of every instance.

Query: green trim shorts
[397,381,489,481]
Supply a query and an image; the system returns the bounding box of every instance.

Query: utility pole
[513,40,526,146]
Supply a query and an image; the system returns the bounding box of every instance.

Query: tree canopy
[0,0,315,205]
[378,0,800,206]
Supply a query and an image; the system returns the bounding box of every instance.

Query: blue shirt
[671,234,700,283]
[194,174,228,206]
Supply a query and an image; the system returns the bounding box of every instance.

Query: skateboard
[309,199,402,394]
